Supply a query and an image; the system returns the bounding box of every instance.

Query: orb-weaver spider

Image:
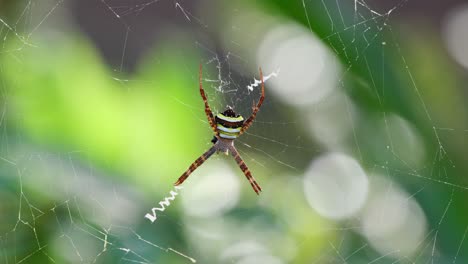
[174,64,265,194]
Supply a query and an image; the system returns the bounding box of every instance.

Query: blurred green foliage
[1,36,210,190]
[0,0,468,263]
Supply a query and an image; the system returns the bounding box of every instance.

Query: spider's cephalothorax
[174,64,265,195]
[215,108,244,140]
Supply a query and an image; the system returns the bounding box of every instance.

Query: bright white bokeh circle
[443,3,468,71]
[303,152,369,220]
[361,176,427,257]
[181,161,241,218]
[257,23,340,106]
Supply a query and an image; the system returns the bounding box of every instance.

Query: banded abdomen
[215,111,244,139]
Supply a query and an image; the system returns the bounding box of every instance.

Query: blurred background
[1,0,468,263]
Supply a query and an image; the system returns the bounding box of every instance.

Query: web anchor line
[145,186,183,223]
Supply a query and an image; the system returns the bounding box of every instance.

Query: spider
[174,64,265,195]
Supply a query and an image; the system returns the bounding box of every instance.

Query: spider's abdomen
[215,112,244,139]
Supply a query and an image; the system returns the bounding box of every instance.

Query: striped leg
[199,64,217,133]
[230,147,262,195]
[240,67,265,135]
[175,146,217,186]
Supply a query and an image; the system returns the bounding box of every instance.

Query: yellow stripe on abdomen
[215,112,243,139]
[217,126,240,139]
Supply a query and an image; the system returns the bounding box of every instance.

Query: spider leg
[240,67,265,135]
[229,146,262,195]
[174,145,217,186]
[199,63,217,133]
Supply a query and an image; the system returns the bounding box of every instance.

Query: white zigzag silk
[145,186,183,223]
[246,69,280,91]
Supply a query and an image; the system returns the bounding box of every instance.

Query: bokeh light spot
[257,23,340,106]
[443,3,468,71]
[303,152,368,220]
[181,161,241,218]
[361,176,427,257]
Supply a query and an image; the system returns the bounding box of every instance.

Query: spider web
[0,0,467,263]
